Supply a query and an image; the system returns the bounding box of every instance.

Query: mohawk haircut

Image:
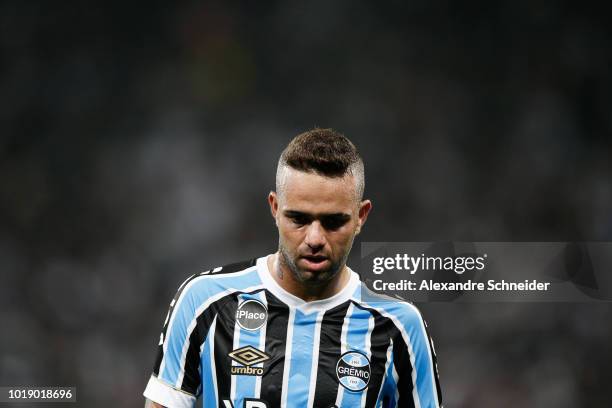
[276,128,365,200]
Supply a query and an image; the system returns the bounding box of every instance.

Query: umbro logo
[228,345,270,376]
[229,345,269,366]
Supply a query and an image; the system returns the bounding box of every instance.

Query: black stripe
[364,312,393,407]
[213,294,239,401]
[424,321,443,406]
[179,300,220,394]
[207,258,257,276]
[153,272,201,375]
[393,326,416,408]
[311,301,352,408]
[260,291,290,406]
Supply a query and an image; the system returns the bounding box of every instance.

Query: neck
[267,253,351,302]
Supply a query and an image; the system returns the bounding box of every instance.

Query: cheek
[278,224,303,245]
[329,230,356,249]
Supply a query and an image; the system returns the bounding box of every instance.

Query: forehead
[278,168,357,214]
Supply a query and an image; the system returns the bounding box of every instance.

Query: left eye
[322,218,345,230]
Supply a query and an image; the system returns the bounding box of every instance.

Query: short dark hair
[276,128,365,200]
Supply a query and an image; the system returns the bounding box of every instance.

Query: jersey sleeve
[143,275,201,408]
[392,305,443,408]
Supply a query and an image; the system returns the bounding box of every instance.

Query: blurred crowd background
[1,1,611,407]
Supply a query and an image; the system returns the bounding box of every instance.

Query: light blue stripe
[233,291,267,408]
[285,309,318,408]
[161,268,261,385]
[338,305,372,406]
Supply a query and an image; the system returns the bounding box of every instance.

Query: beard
[277,238,354,286]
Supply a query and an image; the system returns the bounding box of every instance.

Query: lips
[299,255,330,271]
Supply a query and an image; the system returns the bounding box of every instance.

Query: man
[143,129,442,408]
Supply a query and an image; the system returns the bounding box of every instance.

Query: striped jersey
[144,255,442,408]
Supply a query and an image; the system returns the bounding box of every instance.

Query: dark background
[1,1,611,407]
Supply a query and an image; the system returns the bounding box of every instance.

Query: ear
[268,191,279,226]
[355,199,372,235]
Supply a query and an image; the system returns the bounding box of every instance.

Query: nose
[304,221,326,252]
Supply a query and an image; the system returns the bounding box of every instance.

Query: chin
[296,268,336,285]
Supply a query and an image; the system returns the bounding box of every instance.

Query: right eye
[290,215,309,226]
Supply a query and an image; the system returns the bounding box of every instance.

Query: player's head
[275,128,365,202]
[269,128,372,286]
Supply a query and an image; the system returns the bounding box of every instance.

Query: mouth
[299,255,330,271]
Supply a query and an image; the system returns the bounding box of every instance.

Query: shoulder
[198,258,258,277]
[171,257,263,311]
[355,281,428,334]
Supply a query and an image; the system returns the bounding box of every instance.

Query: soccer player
[143,129,443,408]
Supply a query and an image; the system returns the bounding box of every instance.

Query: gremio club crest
[336,350,371,392]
